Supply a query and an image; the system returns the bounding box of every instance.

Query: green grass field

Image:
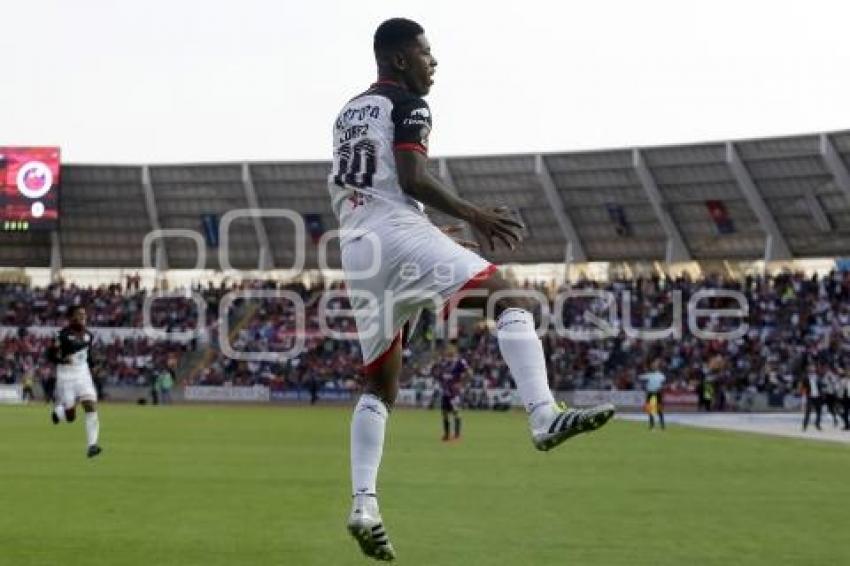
[1,403,847,566]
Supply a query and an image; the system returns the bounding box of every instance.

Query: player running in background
[47,305,103,458]
[639,360,666,430]
[439,352,470,442]
[329,18,614,561]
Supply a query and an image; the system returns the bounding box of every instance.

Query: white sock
[85,412,100,446]
[350,394,388,496]
[53,405,66,422]
[496,308,557,427]
[351,493,381,517]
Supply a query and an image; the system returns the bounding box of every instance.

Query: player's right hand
[468,206,524,251]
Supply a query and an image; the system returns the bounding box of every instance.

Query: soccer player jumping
[47,305,103,458]
[328,18,614,561]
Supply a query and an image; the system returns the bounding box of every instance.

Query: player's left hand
[468,206,524,251]
[440,224,480,250]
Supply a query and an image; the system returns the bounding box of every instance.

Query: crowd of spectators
[399,270,850,408]
[0,280,209,329]
[549,270,850,398]
[1,330,188,398]
[189,280,361,394]
[2,270,848,406]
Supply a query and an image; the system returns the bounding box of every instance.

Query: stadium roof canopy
[2,130,849,270]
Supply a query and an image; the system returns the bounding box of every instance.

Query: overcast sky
[3,0,848,164]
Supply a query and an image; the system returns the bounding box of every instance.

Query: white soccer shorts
[341,219,495,371]
[56,365,97,406]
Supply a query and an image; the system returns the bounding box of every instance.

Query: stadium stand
[1,130,849,270]
[1,270,848,408]
[59,166,151,268]
[1,130,849,405]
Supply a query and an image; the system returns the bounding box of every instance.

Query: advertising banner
[183,385,270,402]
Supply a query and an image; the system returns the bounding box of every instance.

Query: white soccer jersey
[328,80,433,244]
[327,81,494,368]
[52,325,97,403]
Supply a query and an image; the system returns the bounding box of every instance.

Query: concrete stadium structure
[3,130,849,271]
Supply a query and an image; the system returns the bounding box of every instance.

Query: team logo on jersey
[403,107,431,128]
[347,191,372,209]
[16,161,53,199]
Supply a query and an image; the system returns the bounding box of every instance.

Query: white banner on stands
[0,385,23,404]
[183,385,270,402]
[572,390,645,408]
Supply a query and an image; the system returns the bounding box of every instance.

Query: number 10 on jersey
[333,140,377,189]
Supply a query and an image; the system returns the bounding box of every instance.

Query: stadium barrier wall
[103,385,158,402]
[183,385,270,402]
[270,389,354,402]
[394,389,784,411]
[101,386,699,409]
[0,385,23,404]
[94,386,790,412]
[571,390,647,408]
[395,387,523,408]
[568,390,795,411]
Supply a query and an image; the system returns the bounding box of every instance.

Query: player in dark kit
[47,305,103,458]
[440,355,470,441]
[332,18,614,561]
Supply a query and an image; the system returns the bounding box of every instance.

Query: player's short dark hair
[69,304,86,316]
[374,18,424,54]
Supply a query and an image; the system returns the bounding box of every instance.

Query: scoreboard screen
[0,147,60,231]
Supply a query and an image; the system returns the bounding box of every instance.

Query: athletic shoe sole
[533,403,615,451]
[347,521,396,561]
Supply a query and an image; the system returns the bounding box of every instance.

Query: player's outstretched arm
[395,149,524,250]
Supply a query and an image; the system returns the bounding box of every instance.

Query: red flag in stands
[705,200,735,234]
